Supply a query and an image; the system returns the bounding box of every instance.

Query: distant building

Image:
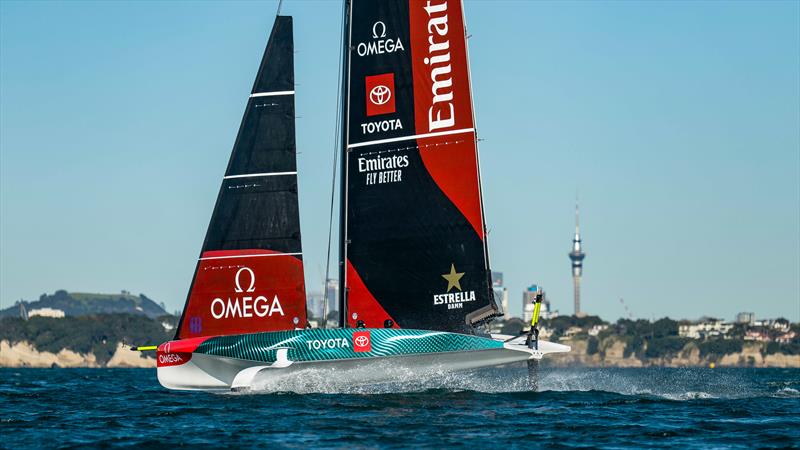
[752,318,791,332]
[491,271,510,317]
[744,330,770,342]
[28,307,65,318]
[736,312,755,324]
[522,285,554,323]
[559,326,583,341]
[679,318,733,339]
[326,279,339,325]
[522,285,538,323]
[568,202,586,316]
[306,292,325,320]
[588,324,608,336]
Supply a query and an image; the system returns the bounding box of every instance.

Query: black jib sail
[340,0,498,333]
[176,16,307,340]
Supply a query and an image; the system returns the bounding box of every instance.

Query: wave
[773,387,800,398]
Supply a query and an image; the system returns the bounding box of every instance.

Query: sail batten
[340,0,497,334]
[175,16,307,340]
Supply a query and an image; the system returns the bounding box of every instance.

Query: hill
[0,314,176,367]
[0,290,170,318]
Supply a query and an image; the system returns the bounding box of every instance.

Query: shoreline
[1,339,797,369]
[0,340,155,369]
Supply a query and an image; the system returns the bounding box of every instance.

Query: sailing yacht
[155,0,569,391]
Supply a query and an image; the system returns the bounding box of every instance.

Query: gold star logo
[441,264,465,292]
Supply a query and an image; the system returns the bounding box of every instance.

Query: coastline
[1,338,796,369]
[0,340,155,368]
[544,337,800,368]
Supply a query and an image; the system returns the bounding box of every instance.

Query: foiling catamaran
[144,0,569,391]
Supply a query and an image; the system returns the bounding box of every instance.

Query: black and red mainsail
[176,16,307,339]
[340,0,498,333]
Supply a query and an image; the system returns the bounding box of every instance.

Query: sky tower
[569,202,585,316]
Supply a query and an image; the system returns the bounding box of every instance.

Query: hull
[156,329,570,391]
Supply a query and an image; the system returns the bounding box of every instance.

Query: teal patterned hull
[195,328,504,364]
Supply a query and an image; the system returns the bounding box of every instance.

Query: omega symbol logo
[369,85,392,106]
[372,21,386,39]
[234,267,256,293]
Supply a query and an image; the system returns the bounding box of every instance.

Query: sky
[1,0,798,322]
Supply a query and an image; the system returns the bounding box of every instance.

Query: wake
[233,364,799,400]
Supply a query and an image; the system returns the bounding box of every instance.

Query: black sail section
[341,0,498,334]
[176,16,307,339]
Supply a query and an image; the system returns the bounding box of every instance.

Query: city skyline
[1,1,798,322]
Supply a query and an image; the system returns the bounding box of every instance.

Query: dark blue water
[1,367,798,448]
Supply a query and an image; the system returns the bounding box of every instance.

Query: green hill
[0,314,176,365]
[1,290,170,318]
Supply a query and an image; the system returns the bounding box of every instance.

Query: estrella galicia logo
[365,73,396,116]
[189,316,202,334]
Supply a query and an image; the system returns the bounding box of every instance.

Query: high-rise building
[522,285,555,323]
[522,285,538,323]
[306,292,325,320]
[569,202,586,316]
[325,279,339,324]
[491,271,510,317]
[736,312,755,325]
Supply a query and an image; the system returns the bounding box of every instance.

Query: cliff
[0,341,155,368]
[0,314,174,367]
[544,336,800,368]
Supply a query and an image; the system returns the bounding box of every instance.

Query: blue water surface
[1,367,798,449]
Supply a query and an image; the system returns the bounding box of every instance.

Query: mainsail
[340,0,498,333]
[176,16,307,339]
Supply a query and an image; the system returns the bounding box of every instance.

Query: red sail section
[345,260,398,329]
[409,0,483,239]
[177,250,306,339]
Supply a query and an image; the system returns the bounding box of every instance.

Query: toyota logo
[354,335,370,348]
[369,85,391,106]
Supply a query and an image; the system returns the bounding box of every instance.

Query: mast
[338,0,353,328]
[459,0,496,324]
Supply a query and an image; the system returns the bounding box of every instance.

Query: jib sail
[340,0,498,333]
[176,16,307,339]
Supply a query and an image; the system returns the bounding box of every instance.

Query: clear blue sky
[1,1,798,322]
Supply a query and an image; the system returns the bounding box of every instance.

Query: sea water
[1,367,798,448]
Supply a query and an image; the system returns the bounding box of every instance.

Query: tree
[500,318,525,335]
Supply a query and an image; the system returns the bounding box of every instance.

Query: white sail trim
[199,252,302,261]
[347,128,475,149]
[224,171,297,179]
[249,90,295,98]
